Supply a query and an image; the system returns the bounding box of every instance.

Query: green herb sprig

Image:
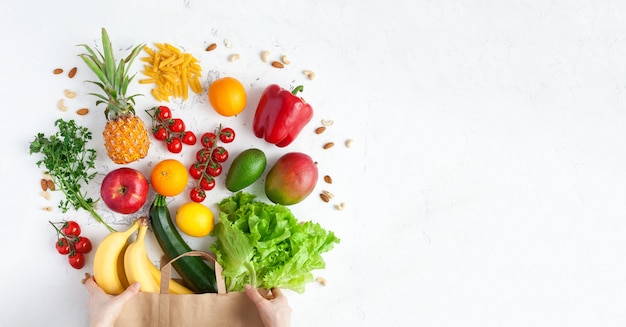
[30,119,115,232]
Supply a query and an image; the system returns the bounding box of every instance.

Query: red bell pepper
[253,84,313,147]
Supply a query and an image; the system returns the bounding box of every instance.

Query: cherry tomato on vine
[68,252,85,269]
[156,106,172,121]
[181,131,197,145]
[219,127,236,143]
[61,221,81,237]
[55,238,71,255]
[200,177,216,191]
[196,148,211,163]
[153,127,168,141]
[189,164,203,180]
[201,132,217,148]
[190,187,207,203]
[167,138,183,153]
[206,163,222,177]
[211,146,229,163]
[74,237,92,253]
[170,118,185,133]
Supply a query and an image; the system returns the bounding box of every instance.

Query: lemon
[175,202,214,237]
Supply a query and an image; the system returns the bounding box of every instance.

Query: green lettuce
[210,192,340,293]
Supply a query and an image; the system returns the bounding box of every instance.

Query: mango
[225,148,267,192]
[265,152,318,205]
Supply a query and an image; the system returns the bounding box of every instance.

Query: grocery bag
[115,250,264,327]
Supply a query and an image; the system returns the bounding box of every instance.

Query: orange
[150,159,188,196]
[175,202,214,237]
[208,76,247,116]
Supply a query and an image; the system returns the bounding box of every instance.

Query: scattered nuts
[281,55,291,65]
[57,99,67,112]
[320,193,330,203]
[323,142,334,149]
[322,190,335,199]
[40,191,51,200]
[205,43,217,51]
[76,108,89,115]
[228,54,241,62]
[345,139,354,148]
[40,179,49,191]
[68,67,78,78]
[43,206,53,212]
[315,277,327,286]
[260,50,270,62]
[321,119,334,127]
[64,89,76,98]
[271,61,284,69]
[335,202,346,210]
[303,70,316,80]
[42,173,52,180]
[224,39,232,48]
[324,175,333,184]
[53,68,63,75]
[315,126,326,134]
[46,179,56,191]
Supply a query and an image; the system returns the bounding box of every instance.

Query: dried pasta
[140,43,203,102]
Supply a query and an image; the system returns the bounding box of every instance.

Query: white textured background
[2,1,626,326]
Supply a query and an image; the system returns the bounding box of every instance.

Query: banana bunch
[93,217,193,295]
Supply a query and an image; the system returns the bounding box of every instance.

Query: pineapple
[78,28,150,164]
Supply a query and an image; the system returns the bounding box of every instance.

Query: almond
[315,126,326,134]
[53,68,63,74]
[206,43,217,51]
[47,179,56,191]
[324,175,333,184]
[68,67,77,78]
[271,61,284,69]
[76,108,89,115]
[323,142,334,150]
[320,193,330,203]
[40,179,48,191]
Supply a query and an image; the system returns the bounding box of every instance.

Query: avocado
[225,148,267,192]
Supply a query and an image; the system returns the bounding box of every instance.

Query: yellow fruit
[208,77,247,116]
[151,159,189,196]
[175,202,214,237]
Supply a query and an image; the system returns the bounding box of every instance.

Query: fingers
[245,284,265,303]
[115,282,141,303]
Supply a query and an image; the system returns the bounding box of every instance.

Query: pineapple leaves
[101,28,116,86]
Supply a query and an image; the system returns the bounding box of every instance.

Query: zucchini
[149,194,217,293]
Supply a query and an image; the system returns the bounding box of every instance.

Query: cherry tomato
[68,252,85,269]
[199,176,215,191]
[201,132,217,148]
[55,238,71,255]
[196,148,211,163]
[61,221,81,237]
[206,163,222,177]
[211,146,229,163]
[170,118,185,133]
[156,106,172,121]
[74,237,92,253]
[189,164,203,180]
[190,187,206,203]
[181,131,197,145]
[219,127,236,143]
[153,127,168,141]
[167,138,183,153]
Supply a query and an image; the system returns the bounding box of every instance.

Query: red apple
[100,167,149,214]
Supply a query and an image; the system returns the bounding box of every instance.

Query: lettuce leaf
[210,192,340,293]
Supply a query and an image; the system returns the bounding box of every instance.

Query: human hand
[84,276,141,327]
[245,284,292,327]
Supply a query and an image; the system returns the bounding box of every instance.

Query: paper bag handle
[159,250,227,295]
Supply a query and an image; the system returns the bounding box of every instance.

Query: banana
[147,255,194,294]
[124,217,160,293]
[93,219,140,295]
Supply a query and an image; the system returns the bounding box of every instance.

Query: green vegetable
[149,194,218,293]
[29,119,115,232]
[210,192,340,293]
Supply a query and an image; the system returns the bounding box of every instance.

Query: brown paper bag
[115,251,264,327]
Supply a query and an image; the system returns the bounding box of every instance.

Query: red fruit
[199,176,215,191]
[190,187,206,203]
[61,221,81,237]
[156,106,172,121]
[68,252,85,269]
[100,167,149,214]
[74,237,92,253]
[264,152,318,205]
[170,118,185,133]
[181,131,197,145]
[167,138,183,153]
[55,238,71,255]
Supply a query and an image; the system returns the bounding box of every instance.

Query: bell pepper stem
[291,85,304,95]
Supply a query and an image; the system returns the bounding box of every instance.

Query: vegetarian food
[150,195,218,293]
[175,201,215,237]
[150,159,189,197]
[265,152,318,205]
[208,76,247,117]
[49,220,92,269]
[210,192,339,293]
[253,84,313,147]
[145,105,197,154]
[100,167,149,214]
[30,119,115,231]
[78,28,150,164]
[225,148,267,192]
